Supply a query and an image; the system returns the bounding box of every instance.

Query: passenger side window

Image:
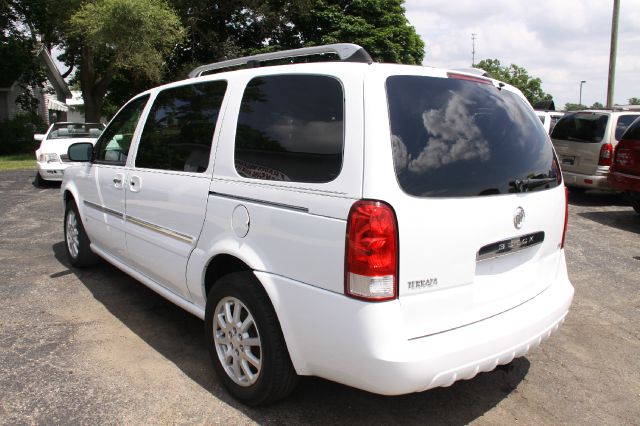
[94,95,150,165]
[135,81,227,172]
[234,75,344,183]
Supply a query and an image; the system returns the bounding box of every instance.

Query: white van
[61,44,574,405]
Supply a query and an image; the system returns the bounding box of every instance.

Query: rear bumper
[608,170,640,193]
[257,261,574,396]
[562,168,611,190]
[37,161,71,181]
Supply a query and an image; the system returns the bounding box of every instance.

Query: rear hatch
[613,120,640,177]
[376,72,566,339]
[551,112,610,175]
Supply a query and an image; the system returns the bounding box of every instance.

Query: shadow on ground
[577,209,640,234]
[52,242,529,425]
[568,190,627,207]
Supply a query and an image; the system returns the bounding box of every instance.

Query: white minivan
[61,44,574,405]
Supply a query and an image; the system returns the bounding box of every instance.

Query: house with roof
[0,46,73,125]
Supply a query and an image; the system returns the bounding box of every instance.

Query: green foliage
[0,113,47,155]
[291,0,425,64]
[475,58,553,106]
[68,0,185,82]
[591,102,604,109]
[0,154,36,171]
[564,103,587,111]
[629,97,640,105]
[167,0,424,80]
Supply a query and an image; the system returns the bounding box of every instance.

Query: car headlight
[39,153,60,163]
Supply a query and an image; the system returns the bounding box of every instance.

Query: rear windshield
[621,117,640,140]
[386,75,559,198]
[551,112,608,143]
[48,123,104,139]
[615,115,640,140]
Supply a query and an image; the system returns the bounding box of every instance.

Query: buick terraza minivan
[61,44,574,405]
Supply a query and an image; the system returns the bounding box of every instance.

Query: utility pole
[579,81,587,106]
[471,33,477,66]
[606,0,620,107]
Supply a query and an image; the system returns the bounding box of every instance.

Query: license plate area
[561,156,575,166]
[477,231,545,262]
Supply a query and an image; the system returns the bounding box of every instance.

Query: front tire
[205,272,298,405]
[64,200,98,268]
[633,201,640,215]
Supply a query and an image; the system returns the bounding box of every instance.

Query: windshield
[386,75,560,198]
[615,115,640,140]
[48,123,105,140]
[551,112,608,143]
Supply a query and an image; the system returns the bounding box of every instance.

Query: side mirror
[34,134,45,141]
[68,142,93,162]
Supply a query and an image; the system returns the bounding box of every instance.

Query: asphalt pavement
[1,169,638,425]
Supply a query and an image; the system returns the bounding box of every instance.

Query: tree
[66,0,185,122]
[166,0,424,80]
[289,0,424,64]
[629,97,640,105]
[475,58,553,106]
[591,101,604,109]
[564,103,587,111]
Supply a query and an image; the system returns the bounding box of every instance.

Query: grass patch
[0,154,36,171]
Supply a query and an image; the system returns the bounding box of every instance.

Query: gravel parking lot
[1,169,639,425]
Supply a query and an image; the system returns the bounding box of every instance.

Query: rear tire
[632,202,640,215]
[64,200,99,268]
[205,272,298,406]
[35,172,45,187]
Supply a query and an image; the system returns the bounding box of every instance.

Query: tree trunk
[79,46,113,123]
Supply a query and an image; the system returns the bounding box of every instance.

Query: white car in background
[535,111,564,134]
[35,122,105,185]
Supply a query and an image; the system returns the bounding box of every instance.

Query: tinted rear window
[615,115,640,140]
[621,117,640,140]
[386,75,559,198]
[551,112,608,143]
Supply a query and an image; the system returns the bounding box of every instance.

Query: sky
[403,0,640,109]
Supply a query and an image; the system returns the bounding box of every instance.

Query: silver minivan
[552,109,640,192]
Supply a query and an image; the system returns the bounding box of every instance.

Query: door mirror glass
[68,142,93,162]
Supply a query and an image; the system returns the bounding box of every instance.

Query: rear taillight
[561,186,569,249]
[345,200,398,301]
[598,143,613,166]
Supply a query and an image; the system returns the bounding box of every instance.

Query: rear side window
[386,75,559,198]
[551,112,608,143]
[136,81,227,172]
[615,115,640,140]
[234,75,344,183]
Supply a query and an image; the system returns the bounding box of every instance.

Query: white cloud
[404,0,640,108]
[405,93,491,174]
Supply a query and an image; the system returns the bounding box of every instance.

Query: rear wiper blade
[511,177,556,192]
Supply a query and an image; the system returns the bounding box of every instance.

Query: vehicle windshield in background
[386,75,560,198]
[615,115,640,140]
[551,112,608,143]
[48,123,104,140]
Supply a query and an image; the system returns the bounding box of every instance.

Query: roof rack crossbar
[188,43,372,78]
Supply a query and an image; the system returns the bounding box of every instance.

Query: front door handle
[113,173,125,189]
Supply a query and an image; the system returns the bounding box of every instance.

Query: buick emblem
[514,207,525,229]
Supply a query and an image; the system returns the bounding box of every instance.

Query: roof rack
[188,43,373,78]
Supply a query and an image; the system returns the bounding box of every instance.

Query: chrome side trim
[84,200,124,219]
[83,200,193,244]
[126,215,194,244]
[209,191,309,213]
